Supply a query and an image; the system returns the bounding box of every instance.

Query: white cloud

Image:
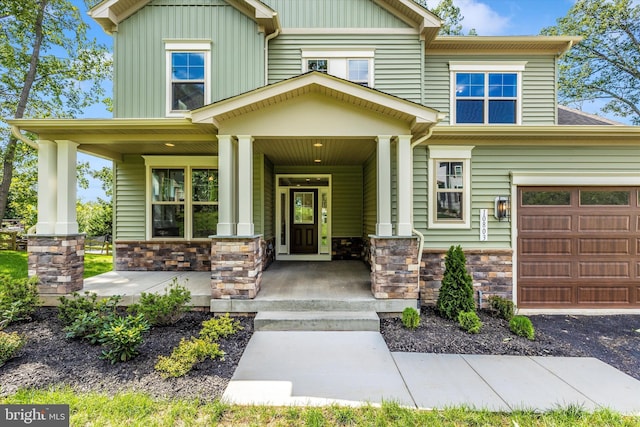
[455,0,511,35]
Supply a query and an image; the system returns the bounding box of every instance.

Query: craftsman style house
[11,0,640,309]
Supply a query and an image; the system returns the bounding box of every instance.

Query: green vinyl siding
[363,152,376,236]
[253,153,274,239]
[262,0,409,28]
[114,0,263,118]
[268,34,422,102]
[424,55,557,125]
[114,155,146,240]
[275,166,363,236]
[413,145,640,249]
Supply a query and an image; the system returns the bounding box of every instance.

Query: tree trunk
[0,0,47,221]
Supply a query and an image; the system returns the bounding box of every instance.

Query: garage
[517,186,640,308]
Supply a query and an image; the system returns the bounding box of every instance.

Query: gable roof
[558,105,623,126]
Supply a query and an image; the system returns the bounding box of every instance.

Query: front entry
[276,174,331,260]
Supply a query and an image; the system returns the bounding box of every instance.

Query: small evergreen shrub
[128,278,191,326]
[510,315,535,340]
[436,245,475,320]
[99,314,150,364]
[64,312,110,344]
[401,307,420,330]
[199,314,243,342]
[0,331,25,367]
[58,292,121,327]
[488,295,515,321]
[458,311,482,334]
[0,275,40,329]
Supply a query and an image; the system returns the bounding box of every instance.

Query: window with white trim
[428,146,474,229]
[450,62,526,125]
[302,49,374,87]
[145,156,218,239]
[165,41,211,116]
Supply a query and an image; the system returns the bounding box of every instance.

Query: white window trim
[449,61,527,125]
[143,156,218,241]
[428,146,474,229]
[301,48,375,87]
[165,41,212,118]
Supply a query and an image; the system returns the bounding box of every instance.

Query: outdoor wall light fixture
[494,196,510,222]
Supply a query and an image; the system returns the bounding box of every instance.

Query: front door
[290,189,318,254]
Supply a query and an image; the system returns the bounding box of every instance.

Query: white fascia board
[449,61,528,72]
[301,49,375,58]
[511,171,640,186]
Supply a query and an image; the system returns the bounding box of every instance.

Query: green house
[11,0,640,309]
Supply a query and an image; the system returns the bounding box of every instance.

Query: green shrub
[401,307,420,330]
[199,314,243,342]
[155,337,224,378]
[458,311,482,334]
[99,314,150,364]
[128,279,191,326]
[510,315,535,340]
[488,295,515,321]
[436,245,475,320]
[0,331,25,367]
[0,275,40,329]
[64,312,110,344]
[58,292,121,327]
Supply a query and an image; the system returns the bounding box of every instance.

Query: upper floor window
[302,49,374,87]
[165,41,211,116]
[449,62,526,125]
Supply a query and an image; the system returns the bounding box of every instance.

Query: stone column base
[211,236,263,299]
[369,236,419,299]
[27,234,85,294]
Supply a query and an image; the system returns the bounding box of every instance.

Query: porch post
[54,140,78,235]
[36,140,57,235]
[216,135,236,236]
[396,135,412,236]
[376,135,393,236]
[236,135,254,236]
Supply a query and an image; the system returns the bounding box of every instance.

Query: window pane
[192,205,218,238]
[188,66,204,80]
[436,161,464,189]
[308,59,328,73]
[580,190,629,205]
[437,191,463,220]
[152,205,184,237]
[456,73,484,97]
[522,191,571,206]
[456,100,484,123]
[189,52,204,66]
[172,53,188,66]
[152,169,185,202]
[172,83,205,110]
[293,192,314,224]
[488,100,516,123]
[348,59,369,82]
[192,169,218,202]
[172,66,189,80]
[488,73,517,97]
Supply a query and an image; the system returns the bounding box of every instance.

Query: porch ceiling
[255,138,376,166]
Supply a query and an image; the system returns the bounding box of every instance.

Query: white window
[428,146,474,229]
[302,49,374,87]
[144,156,218,239]
[165,41,211,116]
[450,62,526,125]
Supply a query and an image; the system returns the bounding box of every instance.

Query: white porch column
[376,135,393,236]
[54,140,78,235]
[396,135,413,236]
[216,135,236,236]
[236,135,254,236]
[36,140,57,235]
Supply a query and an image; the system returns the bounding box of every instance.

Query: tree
[542,0,640,125]
[436,245,475,320]
[414,0,475,36]
[0,0,111,221]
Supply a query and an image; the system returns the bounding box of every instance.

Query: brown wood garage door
[518,187,640,308]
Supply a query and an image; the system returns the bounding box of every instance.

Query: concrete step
[254,311,380,331]
[211,298,417,314]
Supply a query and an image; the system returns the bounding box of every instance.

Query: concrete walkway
[223,331,640,415]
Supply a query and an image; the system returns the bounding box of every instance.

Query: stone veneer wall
[369,237,419,299]
[261,237,276,270]
[211,236,263,299]
[115,241,211,271]
[332,237,364,260]
[420,249,513,308]
[28,234,85,294]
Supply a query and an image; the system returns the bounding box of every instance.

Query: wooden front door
[290,189,318,254]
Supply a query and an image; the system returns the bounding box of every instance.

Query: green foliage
[401,307,420,330]
[128,279,191,326]
[58,292,120,327]
[458,311,482,334]
[0,275,39,329]
[510,315,535,341]
[436,245,475,320]
[77,201,113,237]
[541,0,640,125]
[488,295,515,321]
[199,313,243,342]
[414,0,476,35]
[64,312,109,344]
[99,314,150,364]
[0,331,25,367]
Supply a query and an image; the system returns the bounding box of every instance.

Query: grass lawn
[0,251,112,280]
[1,389,637,427]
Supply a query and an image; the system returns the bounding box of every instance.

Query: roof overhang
[373,0,441,41]
[426,36,582,56]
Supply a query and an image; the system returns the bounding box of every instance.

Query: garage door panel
[521,238,572,255]
[519,286,573,305]
[577,287,630,304]
[578,238,630,255]
[519,261,572,279]
[578,215,630,232]
[520,215,572,232]
[579,262,630,278]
